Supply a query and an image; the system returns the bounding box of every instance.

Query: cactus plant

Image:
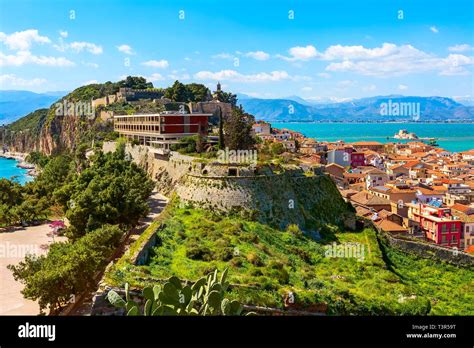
[106,268,254,316]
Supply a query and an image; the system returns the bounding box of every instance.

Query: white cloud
[83,79,98,85]
[245,51,270,61]
[0,50,75,67]
[168,73,190,80]
[69,41,103,54]
[398,84,408,90]
[59,30,68,38]
[278,45,319,61]
[147,73,165,82]
[448,44,473,52]
[324,43,474,77]
[194,69,293,83]
[363,84,377,92]
[337,80,356,88]
[301,86,312,92]
[0,29,50,50]
[82,61,99,68]
[320,43,401,60]
[212,53,234,59]
[117,44,134,55]
[430,26,439,33]
[0,74,46,87]
[142,59,169,68]
[317,72,331,79]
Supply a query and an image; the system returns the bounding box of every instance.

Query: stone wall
[379,230,474,267]
[102,142,194,195]
[176,171,355,231]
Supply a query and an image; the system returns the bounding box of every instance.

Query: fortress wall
[175,173,356,231]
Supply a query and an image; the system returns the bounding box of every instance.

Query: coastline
[0,151,38,178]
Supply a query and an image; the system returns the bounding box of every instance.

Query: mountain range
[0,90,68,125]
[1,90,473,125]
[237,94,474,122]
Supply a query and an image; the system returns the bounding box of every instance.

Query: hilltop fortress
[103,141,356,232]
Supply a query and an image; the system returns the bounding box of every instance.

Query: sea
[272,123,474,153]
[0,157,33,184]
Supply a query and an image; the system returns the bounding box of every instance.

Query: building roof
[375,218,408,232]
[351,191,391,207]
[352,141,383,146]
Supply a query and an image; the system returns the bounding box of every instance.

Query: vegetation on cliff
[6,145,155,313]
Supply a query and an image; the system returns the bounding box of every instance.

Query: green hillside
[105,200,473,315]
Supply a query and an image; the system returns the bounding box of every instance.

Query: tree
[8,224,123,314]
[223,107,256,150]
[215,90,237,107]
[164,81,189,102]
[54,145,154,239]
[118,76,153,90]
[186,83,210,102]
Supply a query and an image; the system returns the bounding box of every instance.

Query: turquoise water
[0,157,33,184]
[272,123,474,153]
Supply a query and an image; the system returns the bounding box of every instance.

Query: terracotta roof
[352,141,383,146]
[450,203,473,214]
[351,191,391,207]
[375,218,408,232]
[415,187,442,195]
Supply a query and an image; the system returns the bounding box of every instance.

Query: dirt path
[0,224,67,315]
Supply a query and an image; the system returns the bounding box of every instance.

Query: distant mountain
[0,90,67,125]
[238,95,474,122]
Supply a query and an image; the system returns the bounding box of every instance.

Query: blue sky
[0,0,473,102]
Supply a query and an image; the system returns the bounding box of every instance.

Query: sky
[0,0,473,101]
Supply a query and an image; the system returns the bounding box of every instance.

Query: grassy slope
[106,202,473,315]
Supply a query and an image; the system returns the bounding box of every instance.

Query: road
[0,224,67,315]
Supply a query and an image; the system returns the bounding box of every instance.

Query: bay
[0,157,33,184]
[272,123,474,153]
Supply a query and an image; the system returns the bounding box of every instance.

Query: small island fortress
[394,129,418,140]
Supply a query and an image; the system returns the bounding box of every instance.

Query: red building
[114,112,211,154]
[410,203,461,247]
[351,152,365,168]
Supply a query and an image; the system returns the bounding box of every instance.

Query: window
[451,224,457,232]
[441,224,447,233]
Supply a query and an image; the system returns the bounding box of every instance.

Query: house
[325,163,345,181]
[252,122,271,135]
[327,149,351,167]
[365,168,390,189]
[373,210,408,234]
[408,203,461,248]
[387,164,410,178]
[351,152,365,168]
[350,190,392,212]
[369,184,416,205]
[351,141,384,152]
[415,187,444,204]
[299,138,326,154]
[450,208,474,249]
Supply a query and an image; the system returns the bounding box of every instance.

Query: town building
[114,111,211,154]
